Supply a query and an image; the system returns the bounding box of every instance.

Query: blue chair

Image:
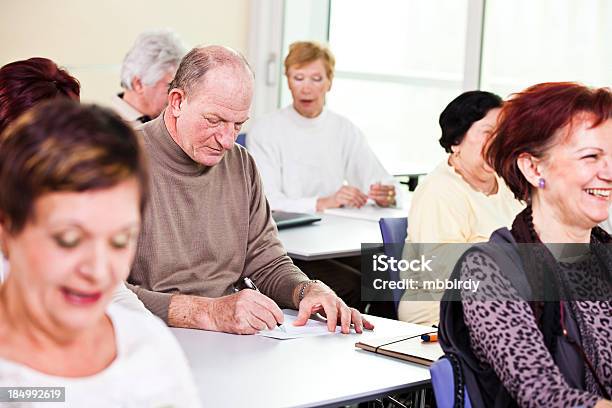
[378,217,407,311]
[380,218,472,407]
[236,133,247,147]
[430,356,472,408]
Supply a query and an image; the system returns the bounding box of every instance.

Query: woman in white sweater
[248,41,397,214]
[0,101,200,407]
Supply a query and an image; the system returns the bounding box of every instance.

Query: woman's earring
[538,178,546,189]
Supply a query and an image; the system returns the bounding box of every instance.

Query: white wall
[0,0,250,105]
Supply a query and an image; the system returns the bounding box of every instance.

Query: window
[276,0,612,174]
[481,0,612,97]
[326,0,469,174]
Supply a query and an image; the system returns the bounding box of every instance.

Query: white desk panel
[172,315,433,408]
[278,214,383,261]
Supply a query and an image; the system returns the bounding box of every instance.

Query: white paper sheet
[324,202,408,222]
[257,309,354,340]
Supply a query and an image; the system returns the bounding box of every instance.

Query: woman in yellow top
[398,91,523,325]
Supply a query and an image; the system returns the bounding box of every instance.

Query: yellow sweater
[408,159,523,243]
[398,159,524,325]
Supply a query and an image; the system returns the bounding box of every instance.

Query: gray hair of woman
[120,29,187,90]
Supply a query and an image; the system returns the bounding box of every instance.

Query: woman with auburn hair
[0,57,148,313]
[0,57,80,284]
[0,57,80,134]
[440,83,612,407]
[0,100,200,406]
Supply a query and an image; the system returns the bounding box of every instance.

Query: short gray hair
[169,45,253,97]
[120,29,187,89]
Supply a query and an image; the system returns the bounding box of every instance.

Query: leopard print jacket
[460,250,611,408]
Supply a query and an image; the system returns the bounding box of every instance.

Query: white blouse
[0,303,201,407]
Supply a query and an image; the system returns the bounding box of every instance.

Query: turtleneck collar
[144,113,211,177]
[285,104,329,128]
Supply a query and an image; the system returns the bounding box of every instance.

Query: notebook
[355,332,443,366]
[272,211,321,229]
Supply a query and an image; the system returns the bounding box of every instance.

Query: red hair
[0,57,80,134]
[486,82,612,201]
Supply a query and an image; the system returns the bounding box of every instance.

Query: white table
[277,214,383,261]
[172,315,433,408]
[384,160,435,178]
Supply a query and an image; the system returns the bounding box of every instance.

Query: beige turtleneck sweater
[128,115,309,322]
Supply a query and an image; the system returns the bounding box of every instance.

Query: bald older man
[127,46,373,335]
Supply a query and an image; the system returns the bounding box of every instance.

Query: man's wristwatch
[298,280,321,303]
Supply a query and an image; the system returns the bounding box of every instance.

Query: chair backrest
[379,217,407,246]
[236,133,247,147]
[430,357,473,408]
[378,217,408,310]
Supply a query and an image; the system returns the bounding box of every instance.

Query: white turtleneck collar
[283,105,329,128]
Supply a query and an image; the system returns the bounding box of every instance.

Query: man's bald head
[164,46,254,167]
[169,45,254,98]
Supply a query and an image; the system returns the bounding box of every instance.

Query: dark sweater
[128,115,309,322]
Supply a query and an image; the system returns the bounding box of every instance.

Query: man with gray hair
[111,29,186,126]
[128,45,374,334]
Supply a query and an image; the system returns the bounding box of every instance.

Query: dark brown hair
[0,100,149,234]
[486,82,612,201]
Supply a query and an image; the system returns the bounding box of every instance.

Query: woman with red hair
[0,57,80,134]
[0,101,199,405]
[0,58,80,282]
[0,58,147,313]
[440,82,612,407]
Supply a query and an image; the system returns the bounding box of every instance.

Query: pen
[243,277,285,332]
[421,333,438,342]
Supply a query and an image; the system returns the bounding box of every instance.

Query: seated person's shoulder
[228,143,258,173]
[106,304,200,405]
[412,161,469,203]
[107,303,177,350]
[327,110,361,133]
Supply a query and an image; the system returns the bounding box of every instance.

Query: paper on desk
[257,309,353,340]
[324,202,407,222]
